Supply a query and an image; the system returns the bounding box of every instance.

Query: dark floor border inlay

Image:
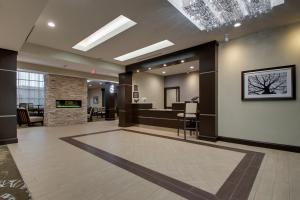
[60,129,264,200]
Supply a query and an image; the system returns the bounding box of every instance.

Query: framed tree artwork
[242,65,296,101]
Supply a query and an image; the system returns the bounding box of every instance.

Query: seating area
[17,108,43,127]
[87,107,106,122]
[18,103,44,117]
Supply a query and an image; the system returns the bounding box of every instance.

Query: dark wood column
[0,48,18,144]
[118,72,132,127]
[198,41,218,141]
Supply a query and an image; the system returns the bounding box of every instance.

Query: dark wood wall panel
[0,49,17,70]
[0,117,18,144]
[199,72,216,114]
[0,48,18,144]
[198,42,218,73]
[0,71,16,115]
[134,117,183,129]
[198,42,218,141]
[198,116,216,141]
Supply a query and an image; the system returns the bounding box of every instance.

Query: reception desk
[132,103,184,129]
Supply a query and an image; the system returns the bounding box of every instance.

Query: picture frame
[133,85,138,92]
[241,65,296,101]
[93,96,99,104]
[133,92,139,98]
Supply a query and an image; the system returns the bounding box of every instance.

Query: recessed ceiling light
[89,84,92,87]
[136,70,140,73]
[163,64,167,67]
[73,15,137,52]
[190,66,194,69]
[148,67,152,70]
[114,40,175,61]
[162,71,166,74]
[234,22,241,28]
[47,21,55,28]
[181,60,185,63]
[87,80,91,83]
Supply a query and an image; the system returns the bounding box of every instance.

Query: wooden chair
[87,107,94,122]
[19,103,28,109]
[17,108,44,126]
[177,102,199,140]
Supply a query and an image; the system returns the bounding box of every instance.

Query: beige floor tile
[76,130,244,194]
[7,121,300,200]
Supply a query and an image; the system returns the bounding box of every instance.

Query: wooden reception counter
[132,103,184,129]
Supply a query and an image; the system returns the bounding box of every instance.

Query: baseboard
[198,135,218,142]
[218,136,300,153]
[0,137,18,145]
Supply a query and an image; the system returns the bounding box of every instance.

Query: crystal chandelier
[168,0,285,31]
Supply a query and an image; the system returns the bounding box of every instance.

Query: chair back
[87,106,92,114]
[17,108,30,124]
[28,103,34,110]
[19,103,28,109]
[185,102,198,114]
[88,107,94,121]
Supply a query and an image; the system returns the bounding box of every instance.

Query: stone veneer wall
[44,74,87,126]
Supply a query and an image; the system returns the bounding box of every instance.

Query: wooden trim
[125,41,217,72]
[198,135,218,142]
[0,68,17,73]
[218,136,300,153]
[241,65,296,101]
[0,115,16,118]
[164,86,180,109]
[0,137,18,145]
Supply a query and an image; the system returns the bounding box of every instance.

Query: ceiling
[18,43,124,77]
[147,60,199,76]
[0,0,48,51]
[87,80,105,89]
[26,0,300,66]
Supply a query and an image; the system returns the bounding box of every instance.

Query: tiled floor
[8,121,300,200]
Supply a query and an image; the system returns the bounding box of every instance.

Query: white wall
[132,72,164,109]
[88,88,102,107]
[164,72,199,102]
[218,22,300,146]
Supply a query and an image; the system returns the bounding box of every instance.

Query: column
[118,72,132,127]
[0,48,18,144]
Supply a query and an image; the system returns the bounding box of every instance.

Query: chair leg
[196,121,199,137]
[184,119,186,140]
[177,118,180,136]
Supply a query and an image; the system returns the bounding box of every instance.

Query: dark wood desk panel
[132,104,216,141]
[132,103,153,110]
[132,104,184,129]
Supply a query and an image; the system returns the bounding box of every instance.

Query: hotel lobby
[0,0,300,199]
